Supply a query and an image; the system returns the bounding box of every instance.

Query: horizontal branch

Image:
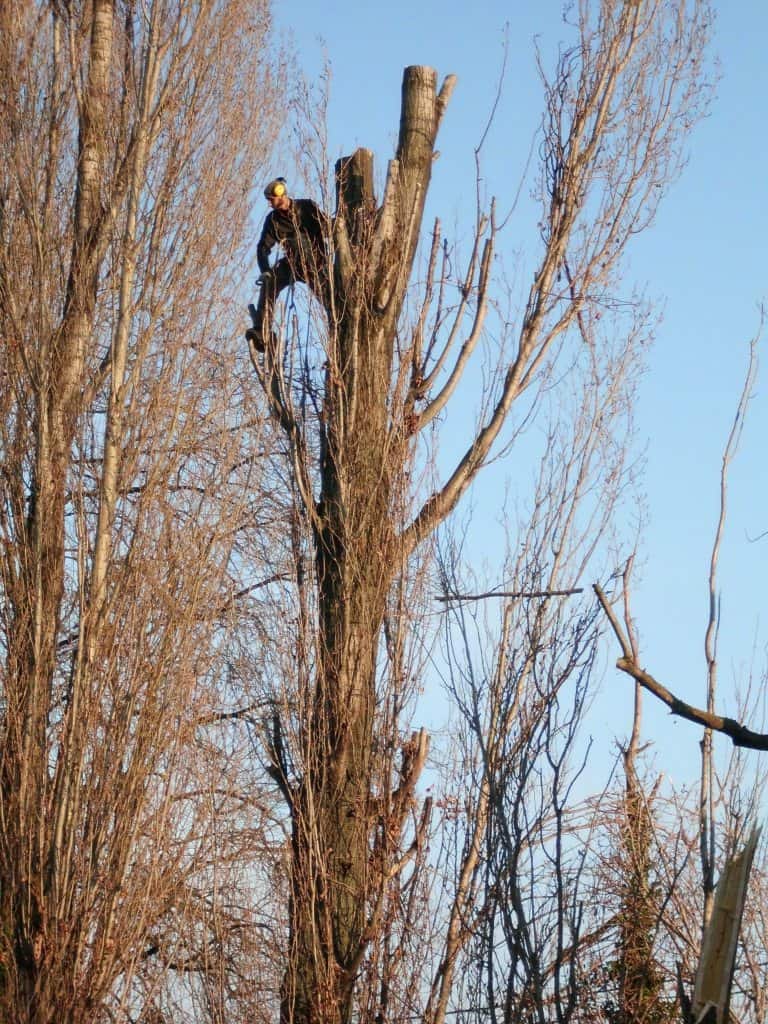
[215,573,292,616]
[194,704,263,727]
[436,587,583,604]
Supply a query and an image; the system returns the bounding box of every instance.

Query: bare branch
[594,584,768,751]
[436,586,584,604]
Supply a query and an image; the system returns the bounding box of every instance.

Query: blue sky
[270,1,768,779]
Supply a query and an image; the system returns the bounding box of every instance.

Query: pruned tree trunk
[277,67,451,1024]
[691,829,761,1024]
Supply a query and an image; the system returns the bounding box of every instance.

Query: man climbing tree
[246,3,713,1022]
[246,176,331,351]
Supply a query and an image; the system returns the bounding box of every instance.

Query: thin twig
[436,587,583,604]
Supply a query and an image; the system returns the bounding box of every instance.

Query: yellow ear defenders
[264,178,287,199]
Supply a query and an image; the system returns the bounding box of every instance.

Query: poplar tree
[249,5,712,1021]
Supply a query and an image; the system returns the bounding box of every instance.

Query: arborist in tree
[246,177,331,352]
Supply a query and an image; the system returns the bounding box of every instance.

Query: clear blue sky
[271,1,768,780]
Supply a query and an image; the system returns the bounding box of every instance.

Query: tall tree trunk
[0,0,283,1017]
[2,3,115,1017]
[278,68,450,1024]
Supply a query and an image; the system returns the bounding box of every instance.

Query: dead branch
[436,586,583,604]
[594,583,768,751]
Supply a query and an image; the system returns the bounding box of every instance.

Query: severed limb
[594,582,768,752]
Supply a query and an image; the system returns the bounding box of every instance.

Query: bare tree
[597,327,766,1024]
[0,1,283,1021]
[423,292,650,1024]
[246,4,713,1022]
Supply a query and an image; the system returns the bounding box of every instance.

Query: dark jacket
[256,199,329,277]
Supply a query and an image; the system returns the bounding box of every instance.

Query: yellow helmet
[264,177,287,199]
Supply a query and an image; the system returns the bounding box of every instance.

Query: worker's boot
[246,303,266,353]
[245,325,266,353]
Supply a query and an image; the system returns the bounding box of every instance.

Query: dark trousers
[250,257,328,349]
